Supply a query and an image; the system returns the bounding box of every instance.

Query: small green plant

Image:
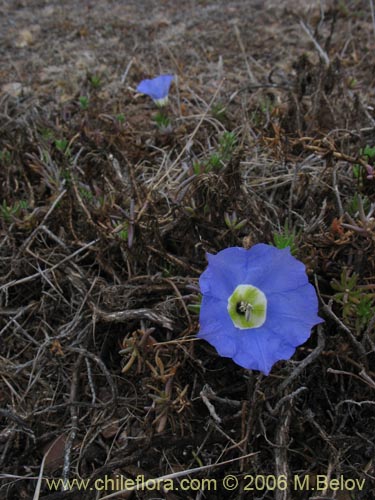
[347,76,358,89]
[79,96,89,110]
[352,163,361,180]
[347,193,371,217]
[331,269,375,332]
[153,110,171,129]
[116,114,125,124]
[331,270,359,319]
[337,0,350,16]
[41,128,54,141]
[55,139,70,156]
[90,74,102,88]
[195,131,238,174]
[0,149,11,165]
[113,220,128,241]
[251,96,275,127]
[78,186,94,202]
[224,211,247,232]
[356,296,375,330]
[259,96,274,115]
[192,162,202,175]
[207,152,222,170]
[362,145,375,159]
[118,227,128,241]
[342,194,375,237]
[203,204,210,216]
[273,222,298,255]
[0,200,28,223]
[61,168,72,184]
[187,293,202,314]
[211,102,227,122]
[353,145,375,184]
[218,131,237,161]
[162,263,174,277]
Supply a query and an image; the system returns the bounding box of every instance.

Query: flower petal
[232,328,297,374]
[244,244,309,293]
[136,75,174,102]
[265,287,323,345]
[267,283,323,323]
[197,244,324,374]
[199,247,251,300]
[198,295,238,357]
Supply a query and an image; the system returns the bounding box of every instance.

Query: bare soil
[1,0,375,499]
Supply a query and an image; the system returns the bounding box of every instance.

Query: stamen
[238,301,253,321]
[228,284,267,330]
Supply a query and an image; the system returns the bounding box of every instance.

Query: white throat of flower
[154,96,169,106]
[227,284,267,329]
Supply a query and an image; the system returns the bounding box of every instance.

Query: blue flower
[136,74,174,106]
[198,244,324,374]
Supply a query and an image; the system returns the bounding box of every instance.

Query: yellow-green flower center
[227,284,267,329]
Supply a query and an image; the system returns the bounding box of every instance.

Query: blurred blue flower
[198,244,323,374]
[136,74,174,106]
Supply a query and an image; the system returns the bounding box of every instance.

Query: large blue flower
[198,244,324,374]
[136,74,174,106]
